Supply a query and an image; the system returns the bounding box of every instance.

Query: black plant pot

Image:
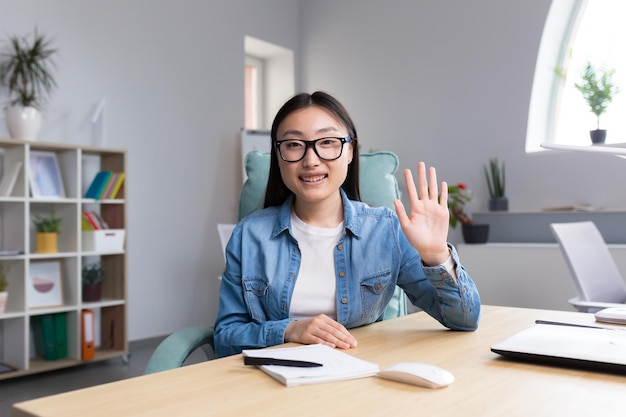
[489,197,508,211]
[462,224,489,244]
[590,129,606,144]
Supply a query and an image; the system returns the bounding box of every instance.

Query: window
[527,0,626,151]
[244,36,295,130]
[244,56,264,130]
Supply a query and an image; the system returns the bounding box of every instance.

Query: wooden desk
[12,305,626,417]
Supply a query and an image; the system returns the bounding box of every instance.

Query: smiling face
[276,105,354,218]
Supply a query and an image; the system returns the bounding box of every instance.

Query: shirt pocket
[242,277,269,322]
[359,270,394,321]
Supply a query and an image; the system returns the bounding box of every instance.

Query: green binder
[54,312,68,359]
[33,314,57,361]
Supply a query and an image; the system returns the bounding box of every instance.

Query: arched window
[527,0,626,152]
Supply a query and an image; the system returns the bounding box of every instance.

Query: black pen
[535,319,613,330]
[243,356,323,367]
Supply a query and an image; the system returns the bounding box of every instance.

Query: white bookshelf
[0,138,127,380]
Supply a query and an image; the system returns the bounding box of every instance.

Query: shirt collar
[272,189,363,239]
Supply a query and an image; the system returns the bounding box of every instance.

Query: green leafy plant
[0,264,9,292]
[484,158,505,198]
[448,183,473,228]
[574,62,619,130]
[33,214,62,233]
[0,28,58,108]
[82,262,104,285]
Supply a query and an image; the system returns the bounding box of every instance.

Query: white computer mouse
[595,307,626,324]
[378,362,455,389]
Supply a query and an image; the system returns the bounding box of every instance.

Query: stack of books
[84,171,125,199]
[82,211,108,230]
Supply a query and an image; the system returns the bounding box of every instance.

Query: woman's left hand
[394,162,450,265]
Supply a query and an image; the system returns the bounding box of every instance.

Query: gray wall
[0,0,300,340]
[3,1,623,341]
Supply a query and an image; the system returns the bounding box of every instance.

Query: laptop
[491,322,626,373]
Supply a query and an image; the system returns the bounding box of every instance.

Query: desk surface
[12,305,626,417]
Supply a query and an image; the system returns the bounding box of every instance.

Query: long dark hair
[263,91,361,208]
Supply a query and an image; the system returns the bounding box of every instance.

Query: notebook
[242,344,379,387]
[491,322,626,373]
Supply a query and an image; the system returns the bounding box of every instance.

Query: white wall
[299,0,626,245]
[0,0,300,341]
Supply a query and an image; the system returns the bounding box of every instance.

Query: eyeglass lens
[278,138,345,162]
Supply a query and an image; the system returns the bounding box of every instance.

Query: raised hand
[393,162,450,266]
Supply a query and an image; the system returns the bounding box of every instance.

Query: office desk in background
[12,305,626,417]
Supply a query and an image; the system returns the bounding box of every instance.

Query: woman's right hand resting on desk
[284,314,358,349]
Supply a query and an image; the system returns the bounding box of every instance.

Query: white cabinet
[457,243,626,311]
[0,138,127,380]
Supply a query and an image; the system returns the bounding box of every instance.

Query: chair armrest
[144,326,214,374]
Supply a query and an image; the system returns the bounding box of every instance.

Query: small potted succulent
[448,183,489,244]
[484,157,507,211]
[33,214,62,253]
[82,262,104,302]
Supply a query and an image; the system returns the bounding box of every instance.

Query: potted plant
[33,214,62,253]
[484,157,507,211]
[0,264,8,314]
[0,28,58,140]
[448,183,489,244]
[82,262,104,302]
[574,62,619,144]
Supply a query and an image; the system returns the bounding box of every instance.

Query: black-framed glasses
[275,136,352,162]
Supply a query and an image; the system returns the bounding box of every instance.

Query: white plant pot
[4,105,42,140]
[0,291,7,314]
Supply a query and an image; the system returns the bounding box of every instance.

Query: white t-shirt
[288,211,343,320]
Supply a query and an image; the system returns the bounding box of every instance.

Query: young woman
[213,91,480,357]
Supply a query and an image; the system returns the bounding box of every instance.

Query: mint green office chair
[144,151,406,374]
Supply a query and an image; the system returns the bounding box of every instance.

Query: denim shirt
[214,190,481,357]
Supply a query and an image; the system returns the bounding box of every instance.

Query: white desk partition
[241,129,271,182]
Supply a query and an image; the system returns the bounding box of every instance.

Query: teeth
[302,175,325,182]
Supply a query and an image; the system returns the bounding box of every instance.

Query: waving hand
[393,162,451,266]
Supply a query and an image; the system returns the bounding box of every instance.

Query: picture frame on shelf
[28,261,64,308]
[29,151,66,198]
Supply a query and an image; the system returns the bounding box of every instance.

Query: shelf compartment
[0,259,26,312]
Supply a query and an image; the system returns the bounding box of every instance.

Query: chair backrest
[238,151,401,220]
[237,150,407,319]
[550,221,626,304]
